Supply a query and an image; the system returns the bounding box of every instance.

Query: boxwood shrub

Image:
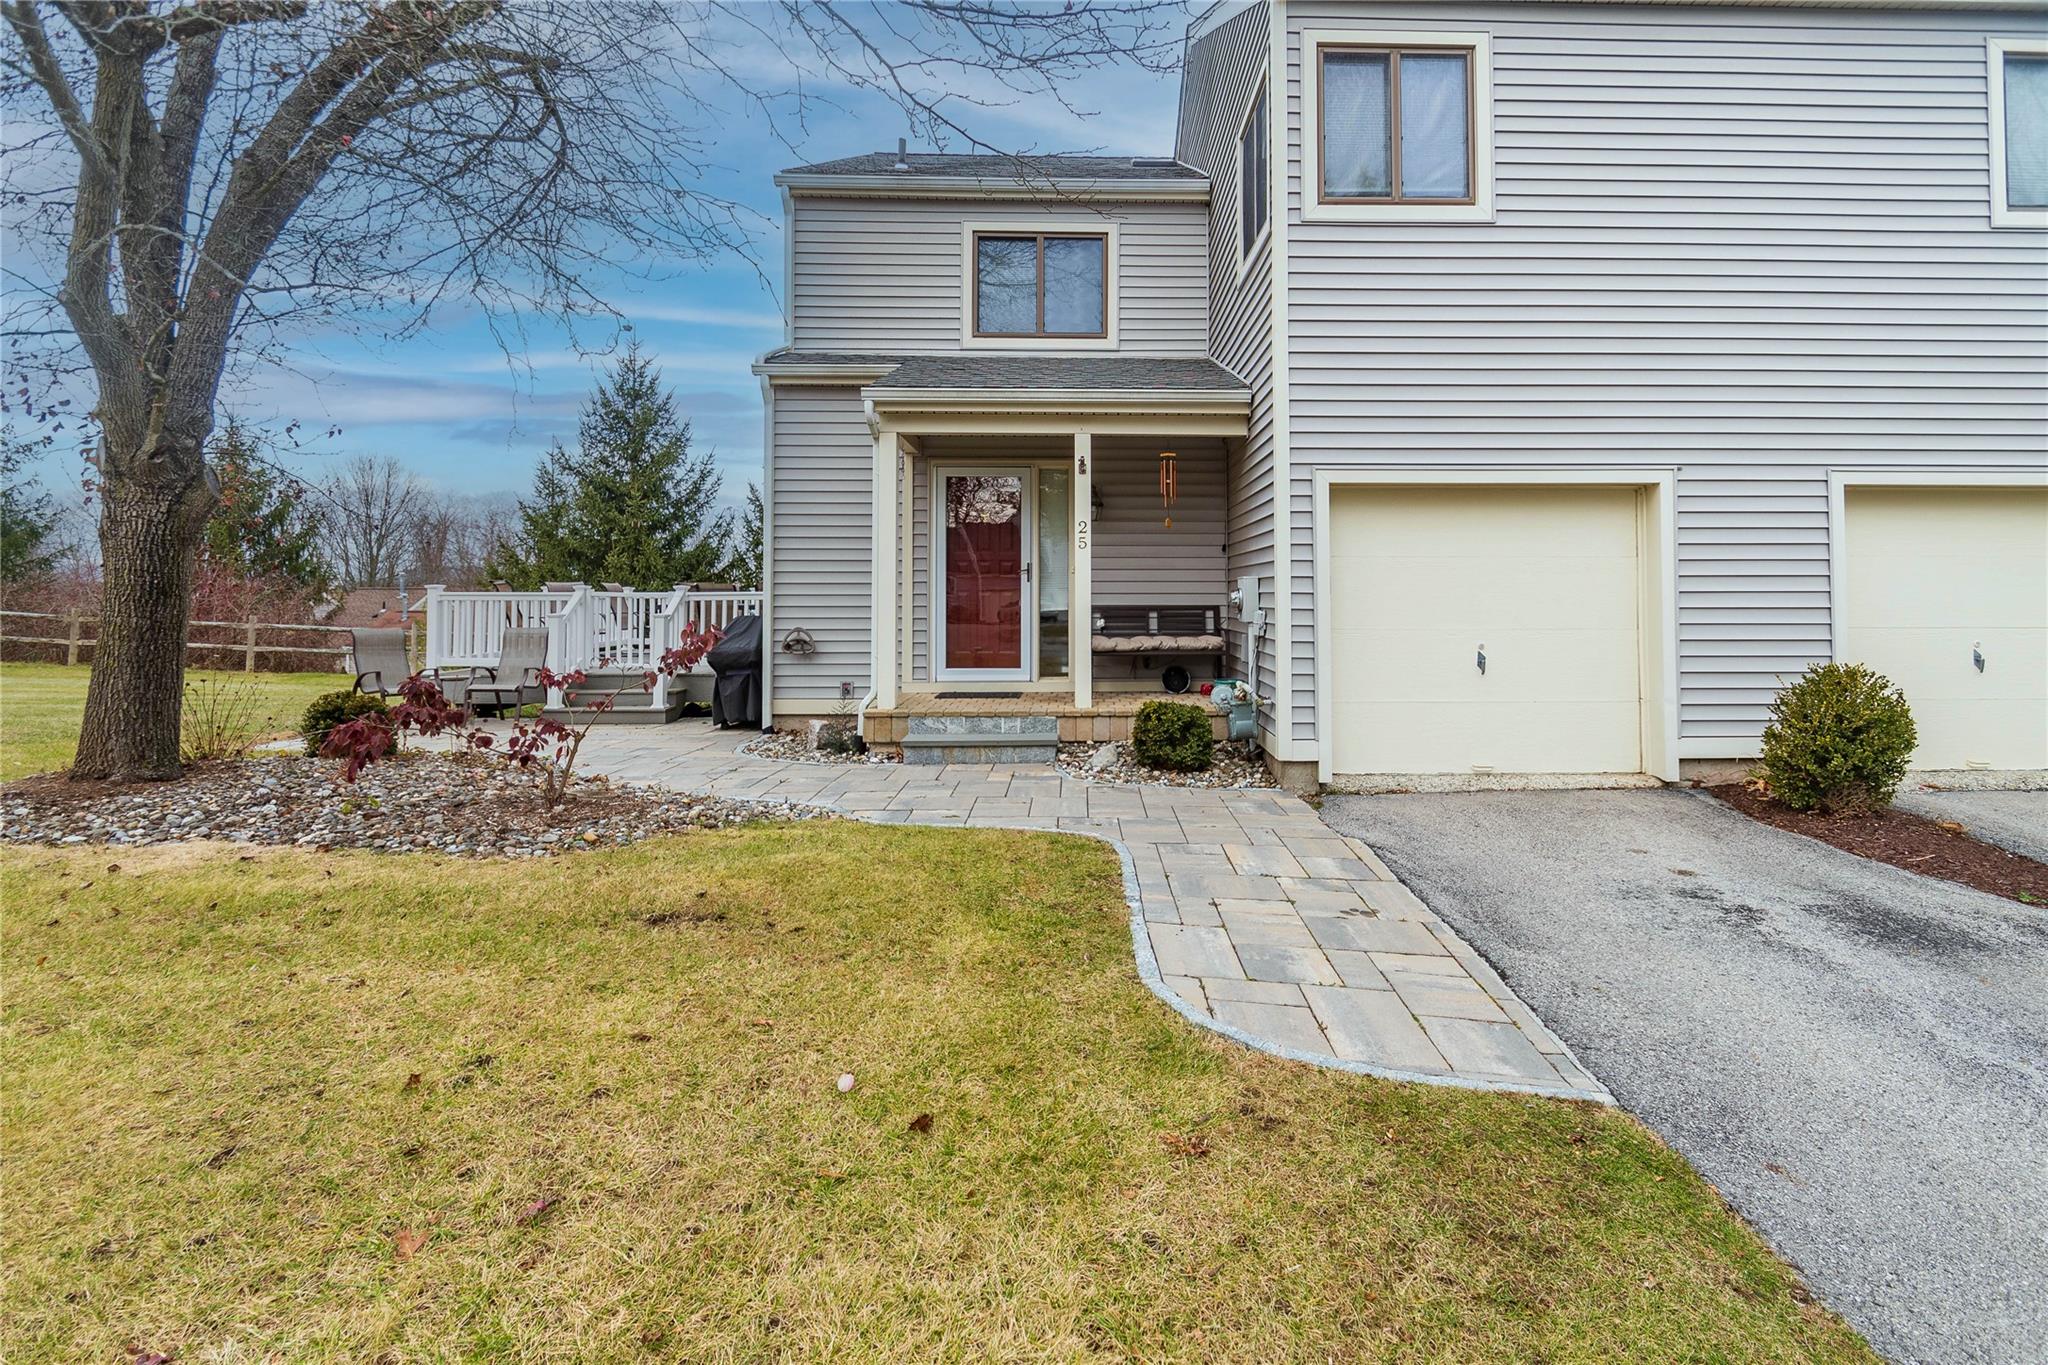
[1758,662,1917,814]
[1130,700,1215,772]
[300,689,390,756]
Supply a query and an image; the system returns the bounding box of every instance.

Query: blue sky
[80,10,1194,513]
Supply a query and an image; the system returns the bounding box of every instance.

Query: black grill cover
[707,613,763,728]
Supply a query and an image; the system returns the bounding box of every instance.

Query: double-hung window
[972,231,1108,338]
[1989,38,2048,228]
[1304,29,1494,222]
[1240,85,1269,256]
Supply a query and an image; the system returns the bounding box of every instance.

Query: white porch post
[873,426,901,710]
[1072,431,1093,710]
[421,583,445,672]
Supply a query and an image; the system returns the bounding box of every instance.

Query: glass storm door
[938,469,1032,679]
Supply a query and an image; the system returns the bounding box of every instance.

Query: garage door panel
[1856,627,2046,702]
[1329,486,1648,777]
[1333,626,1640,703]
[1849,553,2044,628]
[1331,701,1644,774]
[1843,487,2047,772]
[1333,555,1637,630]
[1896,702,2047,771]
[1334,486,1640,558]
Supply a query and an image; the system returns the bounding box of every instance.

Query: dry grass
[0,662,344,781]
[1,825,1874,1362]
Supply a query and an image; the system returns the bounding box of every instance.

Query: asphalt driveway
[1320,788,2048,1365]
[1895,788,2048,864]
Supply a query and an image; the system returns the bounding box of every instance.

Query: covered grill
[707,613,763,729]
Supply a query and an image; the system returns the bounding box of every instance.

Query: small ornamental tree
[1757,662,1918,814]
[321,624,720,809]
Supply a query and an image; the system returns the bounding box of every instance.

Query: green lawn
[0,662,345,781]
[1,825,1873,1362]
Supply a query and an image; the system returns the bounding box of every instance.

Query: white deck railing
[422,585,760,702]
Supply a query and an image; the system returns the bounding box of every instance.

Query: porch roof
[755,349,1248,409]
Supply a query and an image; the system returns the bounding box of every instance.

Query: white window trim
[1988,36,2048,230]
[1237,80,1271,279]
[1300,27,1495,225]
[959,220,1121,351]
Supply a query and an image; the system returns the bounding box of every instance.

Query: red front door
[942,472,1026,673]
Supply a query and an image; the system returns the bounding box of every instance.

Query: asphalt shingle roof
[756,350,1246,392]
[780,152,1203,182]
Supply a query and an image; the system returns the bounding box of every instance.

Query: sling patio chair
[464,626,550,717]
[350,627,472,707]
[351,628,425,698]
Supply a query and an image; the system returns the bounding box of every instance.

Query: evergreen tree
[725,482,764,589]
[489,346,733,588]
[203,422,329,591]
[0,434,63,584]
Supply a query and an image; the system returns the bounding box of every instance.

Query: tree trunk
[70,460,213,781]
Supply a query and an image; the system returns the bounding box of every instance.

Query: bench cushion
[1090,633,1226,653]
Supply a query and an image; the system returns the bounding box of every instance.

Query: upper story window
[1303,29,1494,223]
[1240,85,1269,256]
[1989,38,2048,229]
[1322,46,1472,203]
[973,231,1108,337]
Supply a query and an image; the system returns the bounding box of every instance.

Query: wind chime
[1158,449,1179,528]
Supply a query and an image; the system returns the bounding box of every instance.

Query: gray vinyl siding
[905,437,1228,682]
[1178,3,1283,721]
[768,385,872,707]
[1281,2,2048,750]
[789,198,1211,354]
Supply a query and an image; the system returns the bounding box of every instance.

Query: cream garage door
[1329,485,1645,776]
[1842,487,2048,771]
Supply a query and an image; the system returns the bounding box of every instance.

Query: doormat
[935,691,1021,700]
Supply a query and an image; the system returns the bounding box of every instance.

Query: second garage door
[1328,485,1649,777]
[1842,486,2048,772]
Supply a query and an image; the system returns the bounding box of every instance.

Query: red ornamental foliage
[323,623,722,808]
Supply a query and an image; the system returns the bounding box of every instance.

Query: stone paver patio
[507,723,1610,1103]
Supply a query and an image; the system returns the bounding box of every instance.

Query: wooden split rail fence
[0,609,356,671]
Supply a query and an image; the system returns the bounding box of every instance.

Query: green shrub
[1130,700,1215,772]
[1758,663,1917,814]
[300,689,390,756]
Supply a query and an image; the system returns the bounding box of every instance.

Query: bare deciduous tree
[2,0,1180,779]
[318,454,422,588]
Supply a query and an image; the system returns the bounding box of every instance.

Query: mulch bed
[1,753,829,858]
[1709,783,2048,905]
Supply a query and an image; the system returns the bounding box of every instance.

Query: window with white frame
[1240,84,1269,255]
[1990,37,2048,228]
[1303,28,1494,223]
[971,231,1108,338]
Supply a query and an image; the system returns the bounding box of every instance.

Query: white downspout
[853,395,883,735]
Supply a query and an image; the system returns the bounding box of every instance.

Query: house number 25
[1076,517,1090,550]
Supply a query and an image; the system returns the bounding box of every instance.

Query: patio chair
[464,626,549,717]
[351,628,419,698]
[352,627,467,706]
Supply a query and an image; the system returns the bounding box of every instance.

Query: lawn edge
[839,808,1617,1105]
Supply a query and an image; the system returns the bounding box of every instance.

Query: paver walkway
[515,723,1609,1102]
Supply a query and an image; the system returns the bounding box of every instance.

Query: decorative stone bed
[1056,741,1278,789]
[1,754,827,857]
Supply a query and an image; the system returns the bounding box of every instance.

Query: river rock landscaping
[0,753,826,857]
[1055,740,1277,789]
[741,727,899,766]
